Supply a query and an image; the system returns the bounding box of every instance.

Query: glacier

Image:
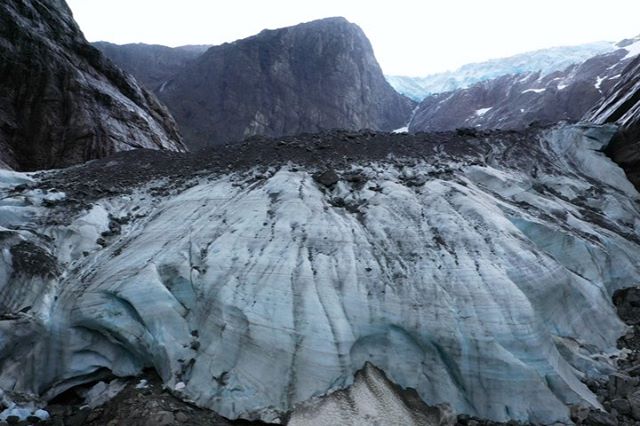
[386,41,618,101]
[0,125,639,424]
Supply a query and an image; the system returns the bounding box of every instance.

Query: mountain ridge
[97,17,415,150]
[586,53,640,188]
[407,45,639,134]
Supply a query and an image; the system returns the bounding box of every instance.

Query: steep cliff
[92,42,210,91]
[0,0,186,171]
[157,17,415,149]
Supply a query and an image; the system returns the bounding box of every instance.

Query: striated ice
[0,125,638,424]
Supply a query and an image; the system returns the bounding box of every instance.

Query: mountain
[587,53,640,188]
[154,17,415,149]
[408,49,632,132]
[407,39,640,134]
[0,125,638,424]
[92,42,211,91]
[386,41,617,101]
[0,0,186,171]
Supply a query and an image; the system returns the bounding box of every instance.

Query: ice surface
[0,125,638,424]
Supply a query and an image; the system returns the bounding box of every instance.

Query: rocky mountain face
[408,42,640,133]
[92,42,211,91]
[0,124,638,424]
[153,17,415,149]
[386,41,617,101]
[0,0,186,171]
[586,54,640,189]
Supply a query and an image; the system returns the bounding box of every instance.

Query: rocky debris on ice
[0,389,49,424]
[312,169,340,187]
[613,288,640,326]
[45,372,261,425]
[562,286,640,426]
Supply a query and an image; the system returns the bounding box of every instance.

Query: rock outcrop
[156,17,415,149]
[586,54,640,189]
[92,42,210,91]
[0,125,638,424]
[0,0,186,171]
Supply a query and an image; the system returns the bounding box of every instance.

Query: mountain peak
[155,17,413,149]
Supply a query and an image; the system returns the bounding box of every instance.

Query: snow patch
[475,107,492,116]
[522,88,546,94]
[595,76,605,90]
[623,39,640,60]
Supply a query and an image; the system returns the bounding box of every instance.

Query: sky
[66,0,640,76]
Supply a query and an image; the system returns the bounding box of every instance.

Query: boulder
[613,287,640,325]
[313,169,340,187]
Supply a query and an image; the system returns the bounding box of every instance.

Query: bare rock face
[586,54,640,189]
[92,42,211,91]
[0,0,186,171]
[157,17,415,149]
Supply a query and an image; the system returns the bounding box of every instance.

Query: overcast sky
[66,0,640,76]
